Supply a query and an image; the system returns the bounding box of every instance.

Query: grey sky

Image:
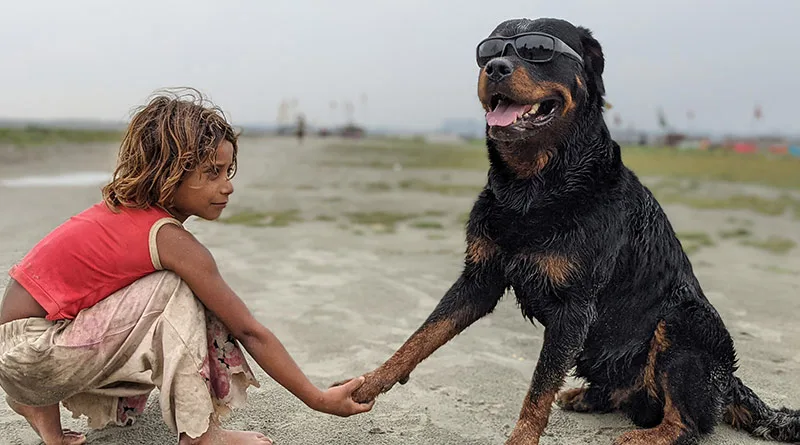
[2,0,798,135]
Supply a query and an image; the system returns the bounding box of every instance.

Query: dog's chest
[488,216,580,324]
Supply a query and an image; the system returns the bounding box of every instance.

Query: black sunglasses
[476,32,583,68]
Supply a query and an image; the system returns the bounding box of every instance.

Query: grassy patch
[321,140,800,190]
[677,231,715,255]
[755,265,798,275]
[345,211,418,233]
[295,184,318,191]
[398,179,482,196]
[740,236,796,254]
[0,126,122,147]
[218,209,302,227]
[362,182,393,192]
[726,217,754,226]
[656,194,799,216]
[410,220,445,230]
[315,215,337,222]
[323,140,488,170]
[622,146,800,190]
[718,228,752,239]
[427,234,448,240]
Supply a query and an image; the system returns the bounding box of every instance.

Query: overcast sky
[2,0,798,135]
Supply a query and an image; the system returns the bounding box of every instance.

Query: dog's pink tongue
[486,103,531,127]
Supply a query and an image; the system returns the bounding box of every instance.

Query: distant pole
[344,101,355,125]
[360,93,368,125]
[753,104,763,137]
[657,107,670,146]
[329,101,338,128]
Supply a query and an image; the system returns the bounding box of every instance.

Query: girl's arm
[157,223,373,417]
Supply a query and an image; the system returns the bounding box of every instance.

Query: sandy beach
[0,137,798,445]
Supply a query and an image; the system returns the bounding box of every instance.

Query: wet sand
[0,137,798,444]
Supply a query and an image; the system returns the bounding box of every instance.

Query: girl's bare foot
[179,419,272,445]
[5,396,86,445]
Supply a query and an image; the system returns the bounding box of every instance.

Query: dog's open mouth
[486,94,561,128]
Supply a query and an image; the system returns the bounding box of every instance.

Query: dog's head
[477,18,605,145]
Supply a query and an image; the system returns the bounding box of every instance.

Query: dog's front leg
[349,252,506,404]
[506,303,594,445]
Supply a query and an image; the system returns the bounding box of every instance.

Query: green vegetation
[322,140,800,190]
[218,209,302,227]
[740,236,796,254]
[0,126,122,147]
[344,211,418,233]
[410,220,445,230]
[676,231,715,255]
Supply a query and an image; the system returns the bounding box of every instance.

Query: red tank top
[9,202,182,321]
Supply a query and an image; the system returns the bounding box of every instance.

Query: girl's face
[170,140,236,222]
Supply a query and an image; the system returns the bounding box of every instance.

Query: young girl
[0,89,373,445]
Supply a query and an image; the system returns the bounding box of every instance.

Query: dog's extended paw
[349,370,400,404]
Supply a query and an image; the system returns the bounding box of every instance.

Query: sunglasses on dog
[476,32,583,67]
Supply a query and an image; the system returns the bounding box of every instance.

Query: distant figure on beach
[0,88,372,445]
[296,113,306,144]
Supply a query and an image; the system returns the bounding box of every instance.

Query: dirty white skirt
[0,271,260,438]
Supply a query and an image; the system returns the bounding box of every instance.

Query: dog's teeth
[530,103,540,114]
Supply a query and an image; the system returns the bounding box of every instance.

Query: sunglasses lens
[477,39,505,66]
[514,35,555,62]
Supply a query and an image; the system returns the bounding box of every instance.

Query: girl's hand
[313,376,375,417]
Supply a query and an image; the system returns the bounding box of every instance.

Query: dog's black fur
[342,17,800,444]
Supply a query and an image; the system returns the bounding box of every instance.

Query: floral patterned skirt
[0,271,260,439]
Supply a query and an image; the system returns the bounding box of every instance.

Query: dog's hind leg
[614,316,732,445]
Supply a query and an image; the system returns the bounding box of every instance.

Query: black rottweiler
[339,17,800,444]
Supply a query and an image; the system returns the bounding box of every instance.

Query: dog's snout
[485,58,514,82]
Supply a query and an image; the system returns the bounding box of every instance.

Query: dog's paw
[350,371,398,404]
[556,387,591,412]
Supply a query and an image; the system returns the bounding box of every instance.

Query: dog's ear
[577,26,605,101]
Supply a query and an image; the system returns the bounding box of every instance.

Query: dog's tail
[724,376,800,442]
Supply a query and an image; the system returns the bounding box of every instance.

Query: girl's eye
[226,165,237,180]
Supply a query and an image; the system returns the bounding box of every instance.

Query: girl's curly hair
[102,87,239,210]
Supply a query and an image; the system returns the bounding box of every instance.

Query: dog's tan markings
[466,234,497,263]
[477,71,492,112]
[501,149,553,178]
[508,70,576,116]
[613,375,686,445]
[507,389,558,444]
[723,404,753,430]
[575,75,584,90]
[533,253,576,286]
[378,319,459,381]
[643,321,671,399]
